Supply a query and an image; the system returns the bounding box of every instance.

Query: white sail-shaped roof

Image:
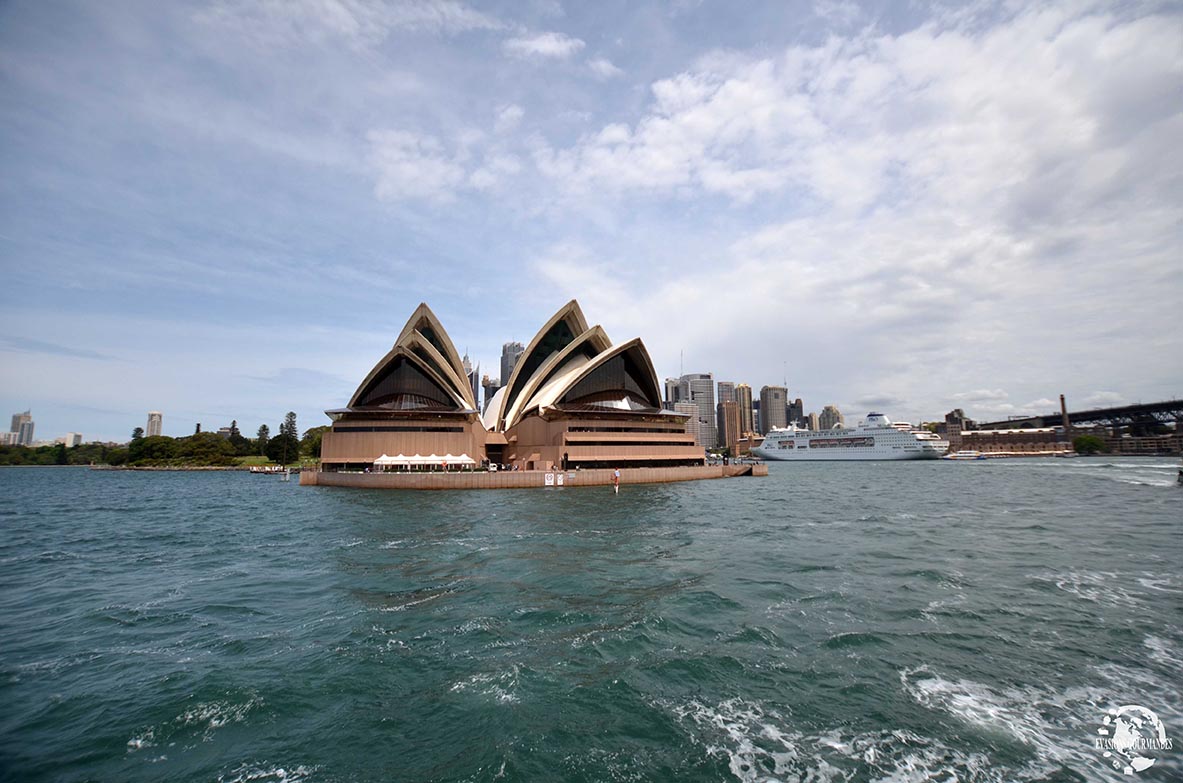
[492,300,588,430]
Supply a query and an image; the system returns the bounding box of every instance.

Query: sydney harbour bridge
[977,399,1183,437]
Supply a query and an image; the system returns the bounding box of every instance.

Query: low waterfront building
[320,301,703,472]
[955,427,1069,455]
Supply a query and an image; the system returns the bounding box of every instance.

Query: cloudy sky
[1,0,1180,442]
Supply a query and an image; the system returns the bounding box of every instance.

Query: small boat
[942,450,988,461]
[248,465,285,474]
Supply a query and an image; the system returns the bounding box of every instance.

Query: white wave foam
[449,665,520,704]
[1144,635,1183,671]
[126,728,154,752]
[177,695,262,736]
[663,697,1012,783]
[896,665,1177,779]
[379,589,454,612]
[1031,570,1144,609]
[1135,576,1181,594]
[217,763,315,782]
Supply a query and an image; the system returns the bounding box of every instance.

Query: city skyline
[2,1,1180,442]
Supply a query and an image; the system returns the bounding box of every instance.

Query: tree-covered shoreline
[0,413,329,468]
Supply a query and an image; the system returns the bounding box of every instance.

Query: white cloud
[469,153,522,190]
[503,31,586,59]
[812,0,862,27]
[495,104,524,133]
[588,57,624,79]
[525,4,1182,418]
[200,0,504,49]
[1082,391,1125,408]
[367,130,467,202]
[951,389,1009,402]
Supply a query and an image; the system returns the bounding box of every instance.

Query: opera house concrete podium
[318,301,707,473]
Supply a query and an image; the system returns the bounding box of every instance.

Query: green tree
[130,435,179,464]
[282,411,298,440]
[266,430,300,465]
[1073,434,1107,455]
[301,425,329,459]
[256,424,270,456]
[131,427,144,441]
[177,432,236,466]
[226,419,251,456]
[54,443,68,465]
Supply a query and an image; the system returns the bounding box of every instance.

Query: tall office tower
[716,400,741,455]
[787,397,805,428]
[481,375,499,413]
[501,341,524,386]
[462,353,480,410]
[64,433,83,447]
[146,411,163,437]
[819,405,845,430]
[674,402,702,447]
[759,386,787,432]
[807,412,820,430]
[11,411,34,446]
[664,377,683,408]
[677,373,717,447]
[716,381,736,404]
[734,384,754,435]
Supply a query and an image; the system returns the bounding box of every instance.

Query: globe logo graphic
[1096,705,1171,774]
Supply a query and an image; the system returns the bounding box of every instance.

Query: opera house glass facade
[319,301,704,471]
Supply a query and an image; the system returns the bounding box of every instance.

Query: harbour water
[1,459,1180,782]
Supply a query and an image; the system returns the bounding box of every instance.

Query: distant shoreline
[0,464,289,471]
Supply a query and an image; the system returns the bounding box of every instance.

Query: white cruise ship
[752,413,947,461]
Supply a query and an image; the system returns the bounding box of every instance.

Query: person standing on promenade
[613,467,620,494]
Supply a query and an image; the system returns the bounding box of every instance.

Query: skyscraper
[146,411,163,437]
[788,398,805,428]
[481,375,499,414]
[735,384,754,435]
[678,373,717,447]
[716,400,740,455]
[716,381,736,404]
[758,386,787,432]
[807,412,820,431]
[462,352,480,410]
[819,405,844,430]
[501,341,524,387]
[663,377,682,408]
[10,410,34,446]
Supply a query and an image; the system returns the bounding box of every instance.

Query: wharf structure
[308,301,748,488]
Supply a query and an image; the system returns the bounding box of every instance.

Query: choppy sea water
[0,458,1179,782]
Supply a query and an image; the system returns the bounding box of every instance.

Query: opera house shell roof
[320,300,701,470]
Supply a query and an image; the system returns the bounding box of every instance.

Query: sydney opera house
[319,301,705,471]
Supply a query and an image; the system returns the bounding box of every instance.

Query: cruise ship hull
[752,447,942,461]
[751,413,948,462]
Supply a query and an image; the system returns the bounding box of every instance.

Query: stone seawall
[300,464,766,490]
